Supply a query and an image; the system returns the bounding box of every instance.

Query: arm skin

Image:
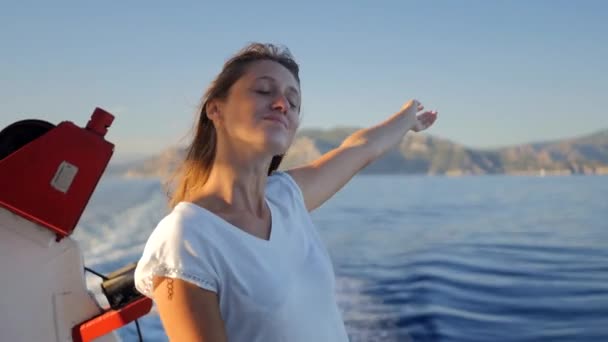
[288,99,438,211]
[152,276,228,342]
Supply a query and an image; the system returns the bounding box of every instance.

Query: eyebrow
[255,76,300,96]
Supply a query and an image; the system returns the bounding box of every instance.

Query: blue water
[74,175,608,341]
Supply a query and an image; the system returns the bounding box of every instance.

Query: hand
[400,99,438,132]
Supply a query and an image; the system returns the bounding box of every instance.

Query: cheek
[225,95,258,124]
[243,93,271,121]
[289,112,301,131]
[287,119,299,142]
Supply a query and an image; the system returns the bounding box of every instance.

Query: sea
[73,174,608,342]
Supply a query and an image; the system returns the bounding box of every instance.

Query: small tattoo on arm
[167,278,174,300]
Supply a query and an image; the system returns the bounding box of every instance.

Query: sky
[1,0,607,161]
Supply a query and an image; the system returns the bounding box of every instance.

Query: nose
[271,94,289,114]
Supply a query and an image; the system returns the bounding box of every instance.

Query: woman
[134,43,438,342]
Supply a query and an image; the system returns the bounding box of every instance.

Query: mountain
[108,128,608,178]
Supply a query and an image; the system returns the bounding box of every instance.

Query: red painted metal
[0,108,115,238]
[72,297,153,342]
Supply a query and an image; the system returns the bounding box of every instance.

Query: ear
[205,99,224,123]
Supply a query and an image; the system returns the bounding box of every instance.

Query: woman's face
[212,60,301,157]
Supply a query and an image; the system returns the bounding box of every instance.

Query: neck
[193,138,273,216]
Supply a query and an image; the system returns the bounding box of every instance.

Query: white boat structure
[0,108,152,341]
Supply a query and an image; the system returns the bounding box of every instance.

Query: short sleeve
[134,212,220,298]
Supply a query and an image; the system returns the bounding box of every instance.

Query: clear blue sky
[2,0,607,161]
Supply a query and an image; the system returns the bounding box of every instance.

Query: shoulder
[135,203,222,296]
[144,203,206,247]
[267,170,297,189]
[139,202,232,270]
[266,170,306,210]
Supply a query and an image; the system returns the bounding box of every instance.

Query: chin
[262,133,293,156]
[264,139,290,156]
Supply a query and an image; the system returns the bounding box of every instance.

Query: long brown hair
[167,43,300,209]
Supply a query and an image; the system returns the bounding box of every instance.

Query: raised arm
[152,276,227,342]
[287,99,437,211]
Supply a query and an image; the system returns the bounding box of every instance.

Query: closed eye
[257,90,298,109]
[287,95,299,109]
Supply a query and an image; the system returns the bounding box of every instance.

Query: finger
[415,112,437,130]
[417,110,434,118]
[412,99,422,109]
[424,115,435,123]
[422,112,438,123]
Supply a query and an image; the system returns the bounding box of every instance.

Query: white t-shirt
[134,171,349,342]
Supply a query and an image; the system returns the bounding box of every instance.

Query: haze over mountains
[109,128,608,178]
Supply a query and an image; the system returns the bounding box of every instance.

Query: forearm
[288,101,433,211]
[341,109,417,164]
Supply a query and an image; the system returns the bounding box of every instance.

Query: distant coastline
[108,128,608,178]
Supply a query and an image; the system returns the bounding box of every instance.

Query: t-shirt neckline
[177,198,277,245]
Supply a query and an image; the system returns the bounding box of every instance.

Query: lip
[263,115,288,129]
